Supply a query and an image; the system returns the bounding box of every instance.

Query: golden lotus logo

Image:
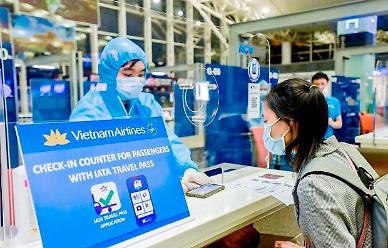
[43,129,70,146]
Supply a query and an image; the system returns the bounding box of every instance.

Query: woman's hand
[274,241,304,248]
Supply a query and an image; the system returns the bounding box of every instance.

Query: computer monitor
[31,79,71,122]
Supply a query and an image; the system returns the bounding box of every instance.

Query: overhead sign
[238,43,254,55]
[248,58,260,83]
[12,14,75,54]
[19,0,99,25]
[16,117,190,248]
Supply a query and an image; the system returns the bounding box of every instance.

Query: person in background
[311,72,342,139]
[263,79,372,247]
[70,37,212,192]
[89,72,99,82]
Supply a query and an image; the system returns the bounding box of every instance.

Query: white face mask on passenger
[116,77,146,100]
[262,118,290,155]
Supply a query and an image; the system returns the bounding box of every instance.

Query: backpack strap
[339,143,379,188]
[298,156,370,196]
[339,143,378,178]
[357,206,370,248]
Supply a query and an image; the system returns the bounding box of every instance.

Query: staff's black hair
[121,59,141,69]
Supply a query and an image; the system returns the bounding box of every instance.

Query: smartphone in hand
[186,183,225,198]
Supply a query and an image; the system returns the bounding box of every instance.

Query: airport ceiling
[262,0,363,17]
[209,0,364,23]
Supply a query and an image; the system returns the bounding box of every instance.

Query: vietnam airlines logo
[147,124,157,136]
[43,129,70,146]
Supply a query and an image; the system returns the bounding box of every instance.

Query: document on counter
[227,173,295,206]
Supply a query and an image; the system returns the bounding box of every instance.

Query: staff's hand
[181,168,214,192]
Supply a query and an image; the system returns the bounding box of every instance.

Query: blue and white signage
[238,43,254,55]
[248,58,260,83]
[16,117,190,248]
[247,83,261,119]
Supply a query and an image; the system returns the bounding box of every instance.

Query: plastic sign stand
[15,117,190,248]
[247,83,261,119]
[248,58,260,83]
[247,58,261,119]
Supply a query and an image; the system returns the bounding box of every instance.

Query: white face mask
[116,77,146,100]
[263,118,290,155]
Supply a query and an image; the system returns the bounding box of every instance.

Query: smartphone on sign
[127,175,156,226]
[186,183,225,198]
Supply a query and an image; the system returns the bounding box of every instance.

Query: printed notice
[227,173,294,206]
[16,117,190,248]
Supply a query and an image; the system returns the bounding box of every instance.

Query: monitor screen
[31,79,71,122]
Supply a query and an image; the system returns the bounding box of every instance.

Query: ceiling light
[151,72,167,77]
[20,3,34,11]
[153,0,161,3]
[177,10,184,17]
[31,9,49,17]
[52,41,62,47]
[62,20,76,28]
[14,29,27,36]
[24,52,34,58]
[262,7,270,14]
[98,40,108,46]
[32,65,56,70]
[76,33,87,40]
[52,15,63,22]
[195,21,201,26]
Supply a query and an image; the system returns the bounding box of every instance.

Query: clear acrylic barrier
[1,5,18,246]
[177,64,219,128]
[372,60,388,144]
[245,34,273,169]
[207,28,275,169]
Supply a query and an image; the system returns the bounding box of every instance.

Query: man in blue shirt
[312,72,342,139]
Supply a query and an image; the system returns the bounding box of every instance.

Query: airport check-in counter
[356,127,388,150]
[10,163,300,248]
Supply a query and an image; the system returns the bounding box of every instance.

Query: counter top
[355,126,388,149]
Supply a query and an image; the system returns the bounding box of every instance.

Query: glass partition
[0,2,93,247]
[1,5,18,246]
[372,60,388,144]
[204,29,278,169]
